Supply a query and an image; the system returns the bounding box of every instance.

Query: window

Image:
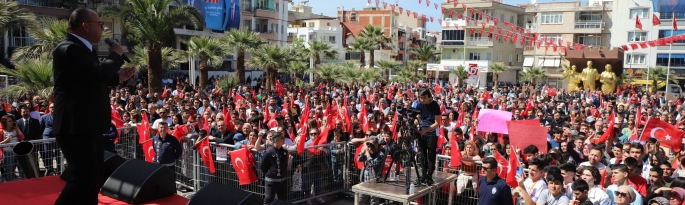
[457,52,464,60]
[540,13,563,24]
[328,36,336,44]
[442,30,465,41]
[509,54,513,62]
[301,22,306,27]
[275,3,279,11]
[309,22,315,27]
[486,53,492,61]
[350,12,357,22]
[497,53,502,61]
[541,34,562,45]
[658,30,685,43]
[327,22,331,26]
[577,34,601,46]
[298,35,306,40]
[517,54,522,62]
[345,52,361,60]
[469,52,481,60]
[656,53,685,67]
[626,54,646,64]
[629,9,648,19]
[628,32,648,42]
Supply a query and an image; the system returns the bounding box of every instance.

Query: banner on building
[184,0,241,31]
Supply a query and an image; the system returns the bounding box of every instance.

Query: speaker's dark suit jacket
[52,34,124,136]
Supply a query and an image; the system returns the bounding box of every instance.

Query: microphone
[104,38,131,63]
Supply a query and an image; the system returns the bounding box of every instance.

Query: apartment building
[287,2,344,61]
[611,0,685,82]
[337,5,428,66]
[440,0,526,88]
[524,0,612,89]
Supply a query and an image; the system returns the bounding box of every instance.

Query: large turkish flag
[229,148,258,185]
[641,119,685,152]
[196,137,216,174]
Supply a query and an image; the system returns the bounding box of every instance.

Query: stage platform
[0,176,189,205]
[351,170,457,205]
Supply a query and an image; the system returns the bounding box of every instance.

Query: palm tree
[359,69,382,85]
[225,29,265,84]
[339,66,363,86]
[347,38,372,67]
[216,74,238,95]
[100,0,202,93]
[313,63,340,84]
[395,68,425,84]
[358,25,390,69]
[12,18,110,60]
[307,40,338,66]
[0,1,35,66]
[449,65,468,88]
[247,44,289,89]
[280,61,309,84]
[619,72,632,87]
[489,62,508,90]
[376,60,401,81]
[127,45,184,72]
[646,66,675,94]
[410,43,440,77]
[0,58,53,99]
[520,67,548,85]
[408,60,423,80]
[177,36,231,89]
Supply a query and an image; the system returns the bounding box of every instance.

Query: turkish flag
[640,118,685,152]
[653,13,661,26]
[230,148,259,185]
[355,145,365,169]
[635,16,643,30]
[450,131,462,169]
[493,150,508,178]
[506,146,520,188]
[141,139,154,163]
[196,137,216,174]
[161,85,168,99]
[137,111,151,144]
[172,124,188,142]
[674,12,679,30]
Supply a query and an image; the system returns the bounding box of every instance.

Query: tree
[339,64,363,86]
[178,36,231,89]
[216,75,238,95]
[358,25,390,69]
[247,44,289,89]
[347,38,372,67]
[449,65,468,88]
[488,62,507,90]
[394,68,425,84]
[0,1,35,66]
[100,0,202,93]
[359,68,382,85]
[280,61,309,85]
[410,43,439,78]
[520,67,548,85]
[646,66,675,94]
[127,45,184,72]
[313,63,340,84]
[307,40,338,67]
[408,60,423,81]
[0,58,53,100]
[376,60,401,81]
[225,29,264,84]
[12,18,110,60]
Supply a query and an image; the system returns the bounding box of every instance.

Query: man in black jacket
[51,8,134,205]
[260,132,288,203]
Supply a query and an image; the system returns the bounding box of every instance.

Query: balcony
[254,5,275,11]
[465,37,493,47]
[399,36,406,42]
[254,7,277,19]
[524,23,536,30]
[660,12,685,21]
[523,46,535,55]
[574,20,604,29]
[15,0,71,18]
[398,50,405,54]
[242,5,253,13]
[410,43,419,49]
[440,41,465,47]
[253,28,274,33]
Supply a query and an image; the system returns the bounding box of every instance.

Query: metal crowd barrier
[0,138,64,182]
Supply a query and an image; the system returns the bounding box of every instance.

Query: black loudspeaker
[101,159,175,204]
[269,200,296,205]
[187,182,263,205]
[60,150,126,181]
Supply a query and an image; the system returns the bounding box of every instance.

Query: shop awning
[523,57,534,67]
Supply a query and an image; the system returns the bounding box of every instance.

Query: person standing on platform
[152,122,182,169]
[415,89,441,185]
[477,157,513,205]
[357,136,386,205]
[52,7,134,205]
[260,132,288,204]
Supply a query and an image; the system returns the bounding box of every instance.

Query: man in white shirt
[579,147,606,170]
[523,158,548,203]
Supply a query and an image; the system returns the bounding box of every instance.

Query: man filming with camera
[415,89,442,185]
[357,136,386,204]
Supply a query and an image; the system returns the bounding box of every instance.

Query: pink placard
[508,119,541,127]
[477,109,512,134]
[507,121,548,153]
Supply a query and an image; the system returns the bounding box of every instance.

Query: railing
[574,21,604,29]
[399,37,406,42]
[660,12,685,21]
[0,138,64,182]
[10,37,37,47]
[465,37,493,46]
[525,23,536,30]
[254,5,275,11]
[288,32,295,37]
[242,5,253,12]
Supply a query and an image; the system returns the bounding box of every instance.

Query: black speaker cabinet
[101,159,175,204]
[269,200,296,205]
[60,150,126,181]
[187,182,263,205]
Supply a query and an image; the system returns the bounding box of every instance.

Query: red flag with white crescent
[196,137,216,174]
[450,132,462,168]
[640,118,685,151]
[137,111,151,144]
[230,148,259,185]
[141,139,155,163]
[492,150,508,178]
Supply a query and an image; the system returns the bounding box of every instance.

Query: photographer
[357,136,386,204]
[416,89,441,185]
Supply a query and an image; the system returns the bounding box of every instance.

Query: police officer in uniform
[260,132,288,203]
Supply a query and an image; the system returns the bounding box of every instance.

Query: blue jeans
[2,149,24,181]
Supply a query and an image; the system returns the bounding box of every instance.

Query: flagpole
[667,26,673,97]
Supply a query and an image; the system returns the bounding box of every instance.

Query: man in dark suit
[16,105,41,140]
[52,8,134,205]
[224,0,240,30]
[40,103,61,175]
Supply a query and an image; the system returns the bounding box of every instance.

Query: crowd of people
[6,70,685,205]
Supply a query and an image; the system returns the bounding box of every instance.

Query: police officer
[259,132,288,203]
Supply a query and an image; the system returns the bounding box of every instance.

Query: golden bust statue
[564,65,582,92]
[599,64,617,94]
[581,60,600,91]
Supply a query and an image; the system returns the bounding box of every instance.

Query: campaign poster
[184,0,241,31]
[466,63,479,88]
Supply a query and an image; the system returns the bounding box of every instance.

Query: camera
[396,107,420,125]
[365,142,373,147]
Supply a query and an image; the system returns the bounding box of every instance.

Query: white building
[287,2,344,61]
